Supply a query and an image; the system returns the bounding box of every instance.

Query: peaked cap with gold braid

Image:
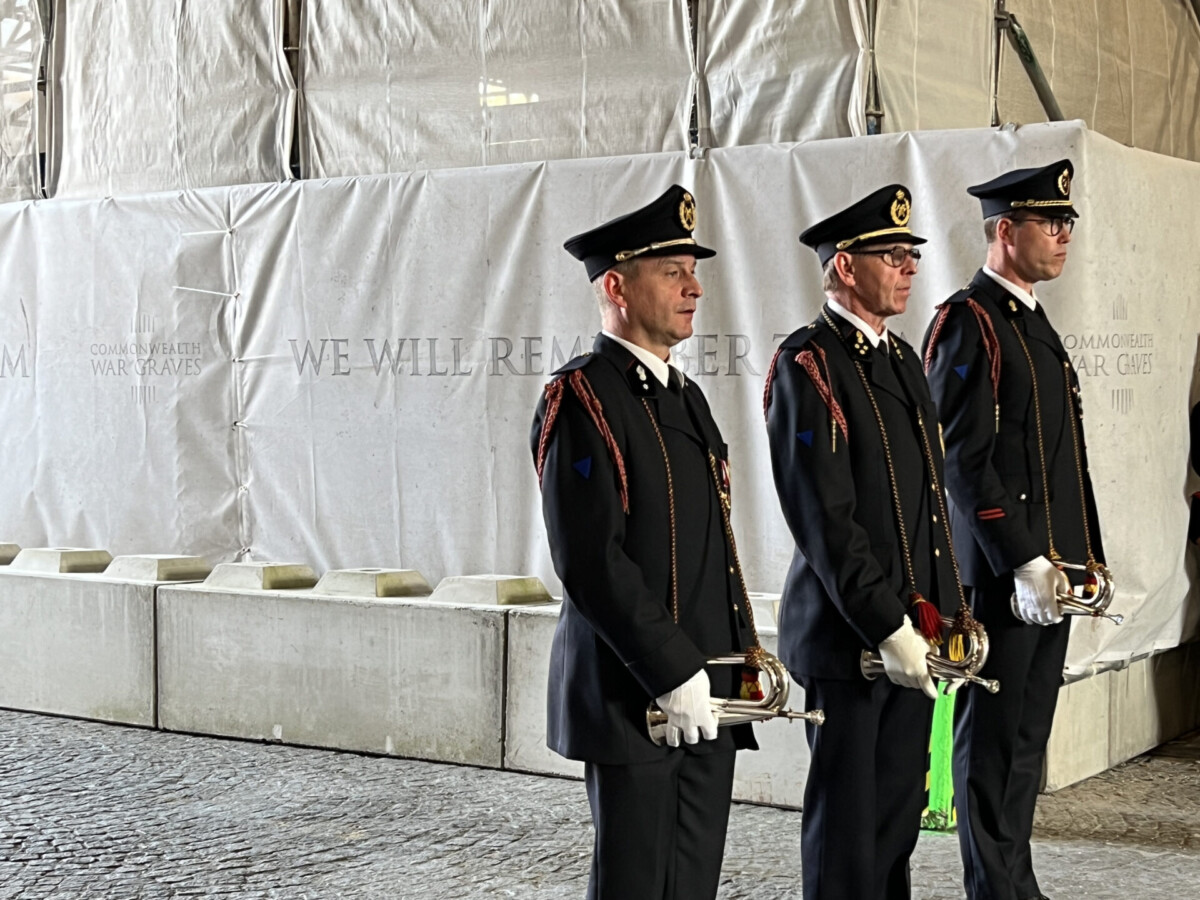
[967,158,1078,219]
[799,183,927,266]
[563,184,716,281]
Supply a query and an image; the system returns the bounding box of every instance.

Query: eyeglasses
[851,246,922,268]
[1014,215,1075,236]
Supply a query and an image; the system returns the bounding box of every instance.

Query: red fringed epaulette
[535,370,630,514]
[762,347,785,421]
[923,305,951,374]
[795,345,849,443]
[966,298,1002,406]
[535,379,567,484]
[924,299,1001,406]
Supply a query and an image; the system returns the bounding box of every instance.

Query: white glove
[654,669,719,748]
[1013,556,1068,626]
[878,619,938,700]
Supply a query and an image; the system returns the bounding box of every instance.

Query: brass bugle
[1010,559,1121,624]
[646,651,825,746]
[860,616,1000,694]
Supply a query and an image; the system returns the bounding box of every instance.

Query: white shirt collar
[982,266,1038,311]
[602,330,680,388]
[826,297,888,352]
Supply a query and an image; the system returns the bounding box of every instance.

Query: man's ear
[997,216,1017,246]
[603,269,628,309]
[833,251,856,287]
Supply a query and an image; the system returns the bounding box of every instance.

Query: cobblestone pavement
[0,710,1197,899]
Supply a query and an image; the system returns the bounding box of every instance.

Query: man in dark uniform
[765,185,967,899]
[922,160,1106,900]
[531,184,760,900]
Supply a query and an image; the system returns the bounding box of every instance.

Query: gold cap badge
[1058,168,1071,197]
[679,192,696,232]
[890,190,911,227]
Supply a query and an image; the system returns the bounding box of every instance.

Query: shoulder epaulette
[549,351,596,376]
[535,367,629,514]
[763,323,820,419]
[793,343,849,444]
[924,297,1001,407]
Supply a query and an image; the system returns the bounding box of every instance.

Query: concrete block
[0,570,157,725]
[9,547,112,574]
[1107,658,1163,767]
[1044,671,1112,792]
[429,575,552,606]
[0,543,19,565]
[157,588,507,767]
[732,626,812,809]
[313,568,431,598]
[1146,644,1200,742]
[204,562,317,591]
[104,554,212,582]
[503,604,583,779]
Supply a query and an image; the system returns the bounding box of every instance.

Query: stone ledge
[9,547,113,574]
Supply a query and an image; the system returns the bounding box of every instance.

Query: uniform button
[935,548,941,557]
[729,566,735,574]
[732,604,739,611]
[932,514,938,523]
[1019,493,1027,501]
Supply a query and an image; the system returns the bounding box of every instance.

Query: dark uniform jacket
[765,305,960,680]
[922,269,1105,589]
[531,334,758,765]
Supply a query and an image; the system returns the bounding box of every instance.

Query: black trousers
[953,584,1070,900]
[583,749,736,900]
[798,675,934,900]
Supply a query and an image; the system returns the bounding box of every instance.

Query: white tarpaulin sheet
[699,0,1200,162]
[47,0,292,199]
[0,0,41,202]
[696,0,859,146]
[298,0,693,179]
[0,192,238,562]
[875,0,992,133]
[998,0,1200,163]
[0,121,1195,676]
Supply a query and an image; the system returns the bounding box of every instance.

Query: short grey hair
[822,257,845,294]
[592,258,643,308]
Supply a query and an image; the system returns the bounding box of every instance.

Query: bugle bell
[646,651,824,746]
[1010,559,1121,624]
[861,615,1000,694]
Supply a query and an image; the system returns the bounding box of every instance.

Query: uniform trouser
[583,748,736,900]
[798,675,934,900]
[953,584,1071,900]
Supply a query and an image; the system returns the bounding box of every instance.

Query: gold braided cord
[822,312,968,646]
[707,452,762,657]
[642,400,680,624]
[1009,199,1074,209]
[615,237,697,262]
[641,398,764,662]
[851,361,922,595]
[1061,361,1097,565]
[914,405,975,655]
[821,312,922,597]
[1010,323,1061,561]
[834,226,914,250]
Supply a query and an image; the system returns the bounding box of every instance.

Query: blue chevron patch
[572,457,592,479]
[954,364,969,380]
[797,430,813,447]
